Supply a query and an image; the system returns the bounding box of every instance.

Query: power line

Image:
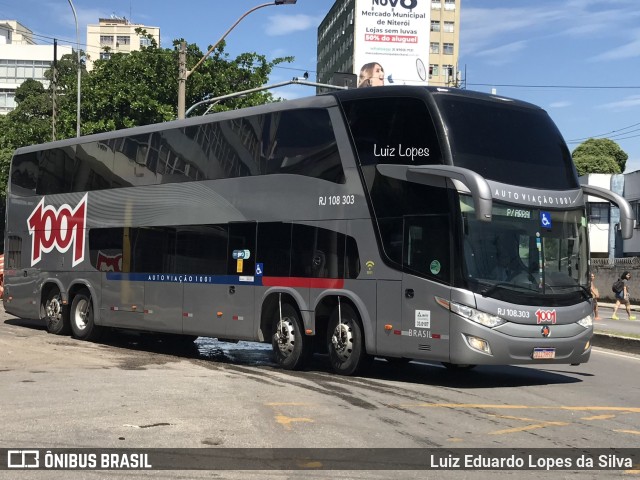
[467,82,640,90]
[567,122,640,143]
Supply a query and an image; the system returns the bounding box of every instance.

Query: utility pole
[177,41,186,120]
[176,0,297,119]
[67,0,81,137]
[52,39,57,142]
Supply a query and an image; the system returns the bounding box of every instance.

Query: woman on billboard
[358,62,385,88]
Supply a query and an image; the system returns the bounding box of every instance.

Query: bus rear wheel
[70,289,103,341]
[327,303,372,376]
[43,289,69,335]
[271,303,310,370]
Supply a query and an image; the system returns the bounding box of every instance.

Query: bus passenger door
[401,215,451,362]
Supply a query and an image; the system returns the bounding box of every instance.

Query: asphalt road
[1,307,640,479]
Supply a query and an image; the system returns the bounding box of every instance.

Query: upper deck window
[434,94,578,190]
[342,96,442,171]
[10,108,344,196]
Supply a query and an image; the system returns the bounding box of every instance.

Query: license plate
[533,347,556,359]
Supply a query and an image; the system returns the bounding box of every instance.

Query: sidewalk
[592,303,640,354]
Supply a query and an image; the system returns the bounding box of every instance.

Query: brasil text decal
[27,194,88,267]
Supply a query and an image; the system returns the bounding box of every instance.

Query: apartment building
[317,0,461,88]
[0,20,72,114]
[86,16,160,71]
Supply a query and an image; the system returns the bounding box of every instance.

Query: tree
[572,138,628,175]
[2,79,53,147]
[573,154,620,176]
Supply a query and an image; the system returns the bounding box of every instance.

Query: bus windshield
[460,195,589,305]
[433,93,578,190]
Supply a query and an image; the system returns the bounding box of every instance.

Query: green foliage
[0,40,293,202]
[573,154,621,176]
[572,138,628,174]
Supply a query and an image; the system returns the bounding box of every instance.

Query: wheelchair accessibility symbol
[256,263,263,276]
[540,211,552,229]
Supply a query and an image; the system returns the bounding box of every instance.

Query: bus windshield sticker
[236,259,243,273]
[365,260,375,275]
[429,260,441,275]
[540,211,552,229]
[232,249,250,260]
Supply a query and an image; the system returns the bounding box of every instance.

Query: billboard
[353,0,431,87]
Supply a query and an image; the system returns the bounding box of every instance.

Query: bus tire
[271,302,310,370]
[327,303,372,376]
[70,289,103,341]
[43,289,69,335]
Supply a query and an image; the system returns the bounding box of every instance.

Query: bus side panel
[401,275,451,363]
[144,281,184,334]
[224,283,256,341]
[374,280,402,356]
[100,275,145,329]
[182,284,228,338]
[3,267,40,320]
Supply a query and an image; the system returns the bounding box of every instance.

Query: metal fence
[591,257,640,266]
[591,259,640,303]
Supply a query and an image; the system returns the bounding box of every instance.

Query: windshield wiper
[480,281,539,297]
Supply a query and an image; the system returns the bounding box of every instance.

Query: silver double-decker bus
[3,86,633,375]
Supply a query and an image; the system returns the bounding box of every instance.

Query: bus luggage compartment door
[102,274,144,328]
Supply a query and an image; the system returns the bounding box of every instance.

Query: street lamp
[177,0,297,119]
[67,0,81,137]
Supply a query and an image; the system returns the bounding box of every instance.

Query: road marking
[593,348,640,361]
[490,421,569,435]
[615,429,640,435]
[487,414,569,435]
[266,402,314,431]
[274,414,313,430]
[581,414,616,420]
[396,403,640,413]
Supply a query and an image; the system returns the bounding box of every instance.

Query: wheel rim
[46,296,62,326]
[274,317,296,357]
[73,298,90,331]
[331,321,353,362]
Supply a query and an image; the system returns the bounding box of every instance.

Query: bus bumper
[448,319,592,365]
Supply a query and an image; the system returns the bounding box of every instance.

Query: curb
[592,332,640,355]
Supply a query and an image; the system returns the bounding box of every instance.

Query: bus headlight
[577,314,593,329]
[449,302,506,328]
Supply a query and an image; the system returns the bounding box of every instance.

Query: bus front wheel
[43,289,69,335]
[70,290,103,341]
[271,303,310,370]
[327,304,372,376]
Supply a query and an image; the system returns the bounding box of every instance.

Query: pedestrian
[612,271,636,320]
[590,273,600,320]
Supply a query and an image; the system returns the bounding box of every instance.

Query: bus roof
[13,86,543,155]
